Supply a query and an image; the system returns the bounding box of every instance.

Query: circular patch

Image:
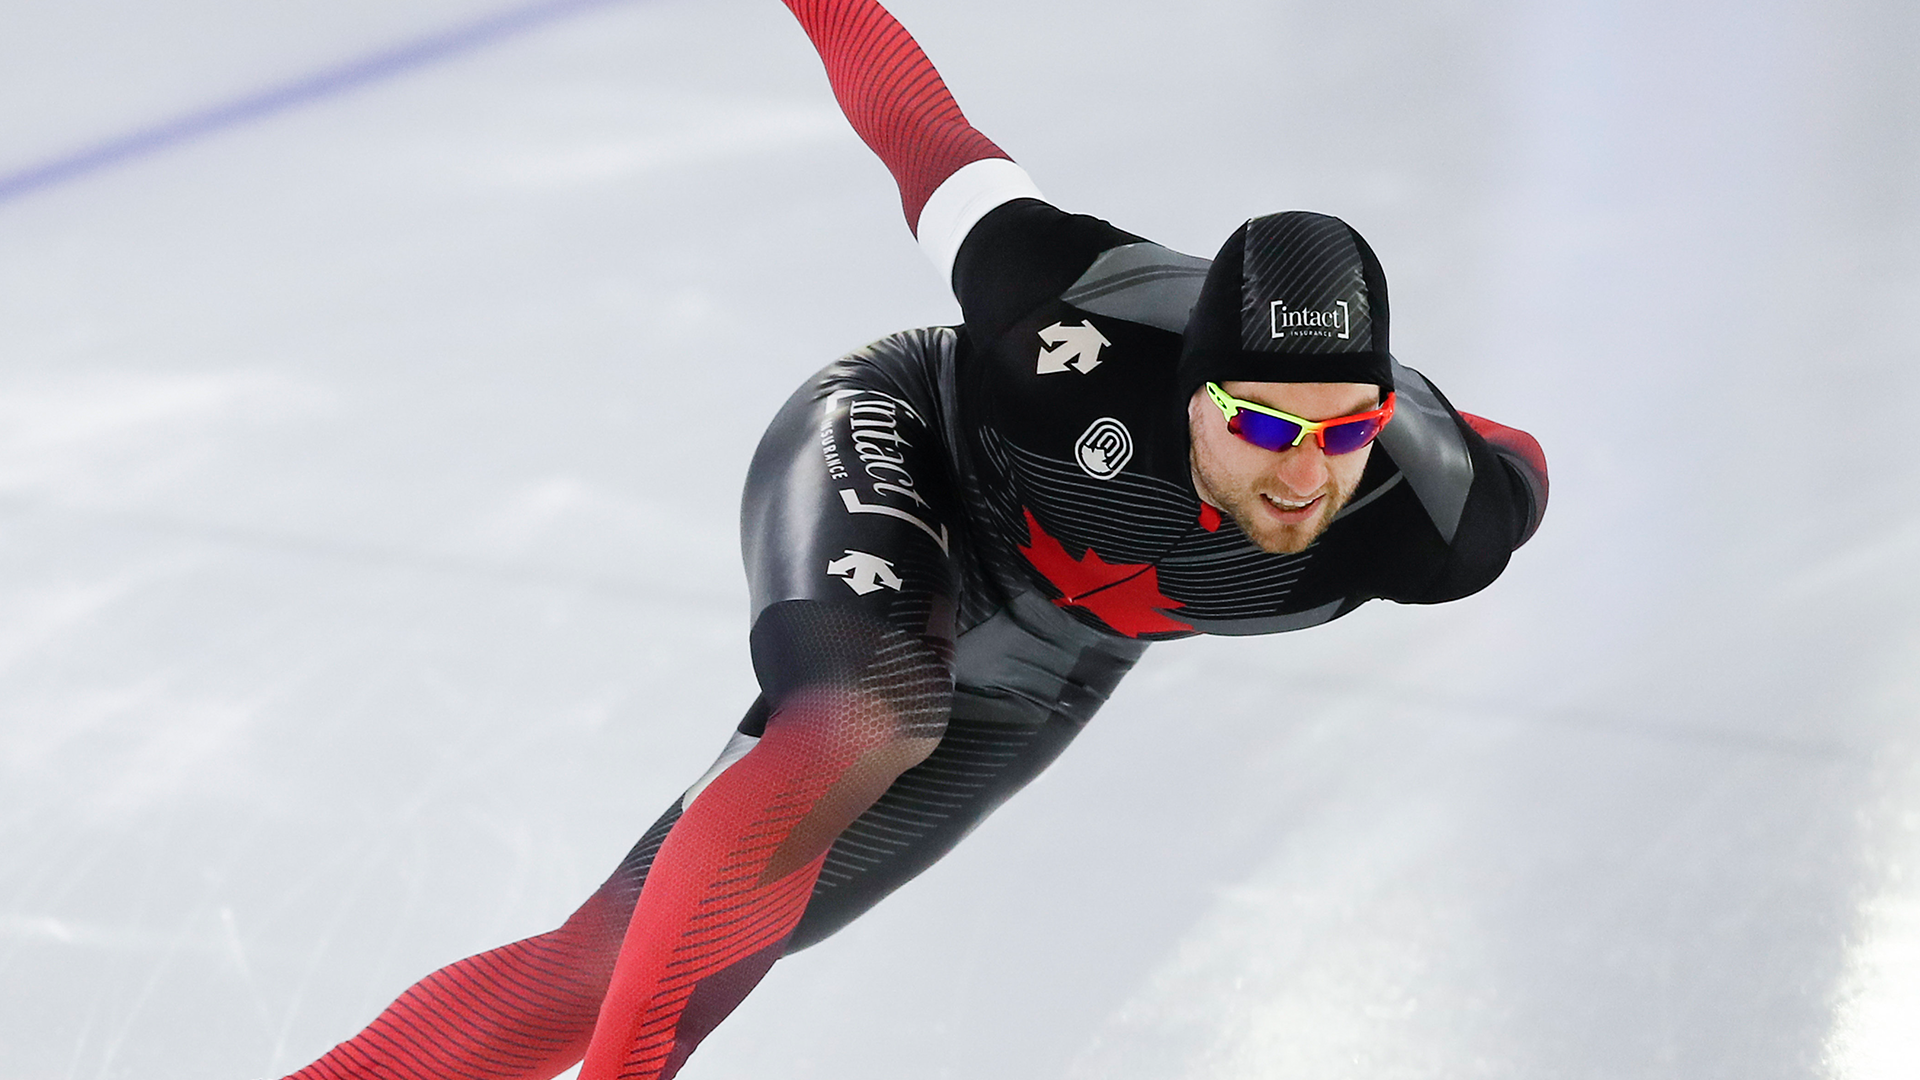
[1075,417,1134,480]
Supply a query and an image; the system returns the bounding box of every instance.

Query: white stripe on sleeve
[914,158,1044,291]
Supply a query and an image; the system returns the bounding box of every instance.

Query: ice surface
[2,0,1917,1077]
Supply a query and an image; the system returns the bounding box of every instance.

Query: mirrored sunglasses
[1205,382,1396,455]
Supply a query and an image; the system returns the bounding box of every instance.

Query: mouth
[1259,491,1322,521]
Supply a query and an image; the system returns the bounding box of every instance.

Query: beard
[1203,467,1362,555]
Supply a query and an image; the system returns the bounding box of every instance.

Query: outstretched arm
[777,0,1044,281]
[1375,360,1549,604]
[1461,413,1549,547]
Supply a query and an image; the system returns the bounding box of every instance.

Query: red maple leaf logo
[1017,509,1190,638]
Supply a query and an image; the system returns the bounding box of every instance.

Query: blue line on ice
[0,0,643,206]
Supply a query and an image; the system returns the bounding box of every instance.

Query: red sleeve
[1461,413,1549,546]
[779,0,1010,231]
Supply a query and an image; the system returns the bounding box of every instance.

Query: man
[285,1,1546,1078]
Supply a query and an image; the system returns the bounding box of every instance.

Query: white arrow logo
[1035,320,1112,375]
[826,550,903,595]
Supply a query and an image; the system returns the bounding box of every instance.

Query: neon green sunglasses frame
[1204,381,1397,455]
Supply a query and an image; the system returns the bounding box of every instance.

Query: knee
[767,682,947,785]
[748,601,952,773]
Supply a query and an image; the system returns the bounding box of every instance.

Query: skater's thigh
[785,588,1147,948]
[741,328,964,679]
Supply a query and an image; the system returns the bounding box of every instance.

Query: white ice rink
[2,0,1917,1076]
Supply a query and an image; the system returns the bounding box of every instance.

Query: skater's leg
[580,605,950,1080]
[284,697,795,1079]
[793,588,1146,949]
[577,333,965,1080]
[284,804,680,1080]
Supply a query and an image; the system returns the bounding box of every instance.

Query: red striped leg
[579,689,938,1080]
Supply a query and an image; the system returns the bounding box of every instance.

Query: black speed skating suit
[283,3,1547,1078]
[750,197,1544,946]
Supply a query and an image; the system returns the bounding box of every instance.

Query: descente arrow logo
[826,550,902,595]
[1035,320,1112,375]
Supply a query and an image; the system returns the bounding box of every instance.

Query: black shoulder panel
[951,199,1147,343]
[1375,357,1474,542]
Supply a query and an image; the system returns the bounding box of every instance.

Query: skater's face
[1188,380,1380,554]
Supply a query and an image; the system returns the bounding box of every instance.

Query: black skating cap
[1177,211,1393,399]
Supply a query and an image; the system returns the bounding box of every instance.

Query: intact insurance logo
[1270,299,1351,341]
